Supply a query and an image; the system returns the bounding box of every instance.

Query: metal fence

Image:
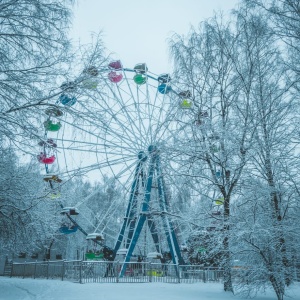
[7,260,224,284]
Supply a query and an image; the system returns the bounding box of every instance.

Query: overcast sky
[70,0,239,75]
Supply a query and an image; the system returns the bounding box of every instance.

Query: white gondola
[180,243,189,252]
[86,233,104,241]
[116,248,128,256]
[43,173,62,183]
[60,207,79,215]
[146,252,163,259]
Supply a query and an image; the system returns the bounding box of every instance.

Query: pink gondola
[108,60,122,70]
[108,71,123,83]
[37,153,56,164]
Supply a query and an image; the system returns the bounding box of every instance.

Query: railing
[10,260,82,281]
[7,260,224,284]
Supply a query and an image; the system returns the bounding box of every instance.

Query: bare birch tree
[169,14,257,292]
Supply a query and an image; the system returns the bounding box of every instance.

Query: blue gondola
[59,225,78,234]
[59,94,77,106]
[158,84,171,94]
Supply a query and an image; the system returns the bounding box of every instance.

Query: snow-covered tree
[169,4,300,297]
[0,0,76,148]
[169,13,258,292]
[228,6,300,299]
[0,140,59,256]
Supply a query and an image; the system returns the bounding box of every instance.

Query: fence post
[79,260,82,284]
[10,261,14,278]
[33,261,37,279]
[203,268,206,283]
[116,261,119,283]
[22,263,26,279]
[149,262,152,282]
[177,264,181,283]
[61,260,65,281]
[46,261,49,279]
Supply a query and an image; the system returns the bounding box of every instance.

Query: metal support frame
[115,147,184,277]
[113,160,145,257]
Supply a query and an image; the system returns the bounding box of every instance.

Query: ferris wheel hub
[138,151,148,162]
[148,145,158,154]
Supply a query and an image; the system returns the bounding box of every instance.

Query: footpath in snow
[1,277,300,300]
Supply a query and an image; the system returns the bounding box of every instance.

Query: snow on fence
[7,260,224,284]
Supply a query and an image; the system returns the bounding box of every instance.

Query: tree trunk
[269,273,285,300]
[223,196,234,292]
[266,153,291,287]
[223,235,234,292]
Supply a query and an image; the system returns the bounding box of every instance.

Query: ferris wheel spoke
[57,139,136,157]
[58,152,136,178]
[95,72,145,150]
[74,158,138,208]
[122,72,149,140]
[65,103,135,147]
[60,115,138,154]
[115,75,146,142]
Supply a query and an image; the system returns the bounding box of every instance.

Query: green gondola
[133,73,147,85]
[180,99,192,109]
[85,251,104,260]
[44,120,61,132]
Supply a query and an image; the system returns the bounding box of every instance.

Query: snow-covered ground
[1,277,300,300]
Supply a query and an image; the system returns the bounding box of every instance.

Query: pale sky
[70,0,239,74]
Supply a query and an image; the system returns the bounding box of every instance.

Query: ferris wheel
[37,60,199,270]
